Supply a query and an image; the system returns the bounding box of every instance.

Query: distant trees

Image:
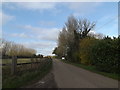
[36,54,43,58]
[1,39,36,58]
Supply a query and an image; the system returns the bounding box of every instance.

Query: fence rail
[1,62,42,66]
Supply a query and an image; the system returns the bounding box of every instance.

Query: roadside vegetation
[2,57,52,88]
[53,15,119,80]
[1,39,53,88]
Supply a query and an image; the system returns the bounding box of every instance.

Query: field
[1,58,31,64]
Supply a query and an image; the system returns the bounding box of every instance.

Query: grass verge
[2,59,52,88]
[61,60,119,80]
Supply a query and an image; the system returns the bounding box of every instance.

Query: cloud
[0,11,14,26]
[68,2,101,10]
[10,33,31,38]
[65,2,102,16]
[7,24,60,41]
[3,2,102,16]
[2,2,103,19]
[21,25,60,41]
[17,2,56,10]
[38,28,60,41]
[22,41,57,56]
[5,24,60,56]
[23,41,56,49]
[36,48,55,56]
[89,30,96,35]
[3,2,62,16]
[2,0,119,2]
[12,24,60,55]
[3,2,57,11]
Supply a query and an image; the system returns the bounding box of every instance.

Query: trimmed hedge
[90,36,119,73]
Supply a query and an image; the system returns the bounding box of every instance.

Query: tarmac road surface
[52,59,118,88]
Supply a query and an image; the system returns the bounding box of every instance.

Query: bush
[79,37,97,65]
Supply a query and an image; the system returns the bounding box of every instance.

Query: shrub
[79,37,97,65]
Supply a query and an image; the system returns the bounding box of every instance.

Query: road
[52,59,118,88]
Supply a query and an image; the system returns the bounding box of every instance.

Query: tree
[58,27,68,57]
[77,19,95,39]
[56,15,95,62]
[37,54,43,58]
[52,47,58,55]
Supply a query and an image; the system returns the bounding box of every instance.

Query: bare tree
[1,39,12,57]
[78,19,96,38]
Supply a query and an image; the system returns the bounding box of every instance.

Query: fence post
[11,56,17,75]
[36,58,38,69]
[36,58,38,62]
[31,57,33,69]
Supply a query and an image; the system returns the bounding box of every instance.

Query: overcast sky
[1,2,118,56]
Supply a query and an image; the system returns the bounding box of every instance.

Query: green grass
[1,58,31,64]
[17,58,31,63]
[61,60,119,80]
[2,59,52,88]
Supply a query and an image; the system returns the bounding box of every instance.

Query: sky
[1,2,118,56]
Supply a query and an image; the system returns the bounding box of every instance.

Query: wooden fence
[2,57,52,75]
